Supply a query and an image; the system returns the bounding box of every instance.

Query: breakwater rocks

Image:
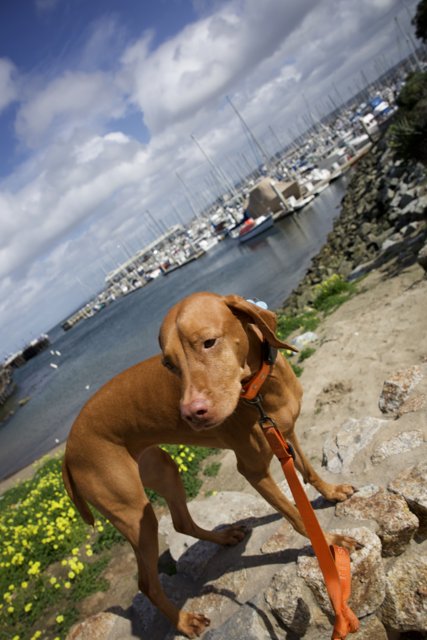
[0,366,15,406]
[282,141,427,314]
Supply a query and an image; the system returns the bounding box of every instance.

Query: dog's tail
[62,458,95,526]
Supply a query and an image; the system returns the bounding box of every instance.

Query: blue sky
[0,0,421,358]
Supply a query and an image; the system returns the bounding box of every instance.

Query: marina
[56,78,397,334]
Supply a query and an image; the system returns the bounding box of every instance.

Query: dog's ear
[223,295,298,352]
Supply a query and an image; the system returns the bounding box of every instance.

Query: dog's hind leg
[138,446,246,546]
[71,447,210,638]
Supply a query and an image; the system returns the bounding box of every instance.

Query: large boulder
[388,461,427,532]
[335,486,419,556]
[380,552,427,633]
[322,417,389,474]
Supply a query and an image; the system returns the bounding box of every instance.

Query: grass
[278,274,358,376]
[0,444,217,640]
[203,462,221,478]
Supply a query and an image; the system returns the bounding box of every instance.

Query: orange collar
[240,341,277,401]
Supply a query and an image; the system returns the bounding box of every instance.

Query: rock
[380,552,427,632]
[418,242,427,272]
[335,486,419,556]
[66,612,131,640]
[203,594,273,640]
[322,416,389,474]
[398,190,418,210]
[297,528,385,618]
[159,491,272,563]
[264,565,311,635]
[371,430,425,464]
[349,615,388,639]
[378,365,424,414]
[388,461,427,531]
[291,331,319,349]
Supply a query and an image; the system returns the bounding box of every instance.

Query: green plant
[298,347,316,362]
[312,274,357,314]
[290,362,304,377]
[203,462,221,477]
[391,70,427,166]
[276,310,319,340]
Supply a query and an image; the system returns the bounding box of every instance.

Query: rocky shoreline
[281,137,427,314]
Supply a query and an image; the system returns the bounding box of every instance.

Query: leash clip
[244,394,277,428]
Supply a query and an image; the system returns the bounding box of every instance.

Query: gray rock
[349,615,388,640]
[371,430,425,465]
[335,486,419,556]
[203,594,273,640]
[380,552,427,632]
[418,242,427,272]
[379,365,424,415]
[322,416,389,474]
[159,491,272,563]
[388,461,427,531]
[264,564,311,635]
[66,612,134,640]
[291,331,319,349]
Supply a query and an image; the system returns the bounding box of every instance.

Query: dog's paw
[326,532,363,553]
[322,483,356,502]
[177,611,210,638]
[214,524,248,546]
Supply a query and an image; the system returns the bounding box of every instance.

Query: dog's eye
[203,338,216,349]
[162,359,176,372]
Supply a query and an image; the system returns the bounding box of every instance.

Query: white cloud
[15,70,126,146]
[121,0,314,134]
[0,0,419,356]
[0,58,18,113]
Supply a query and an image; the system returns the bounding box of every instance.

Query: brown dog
[63,292,356,637]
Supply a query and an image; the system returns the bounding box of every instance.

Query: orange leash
[240,343,359,638]
[261,419,359,640]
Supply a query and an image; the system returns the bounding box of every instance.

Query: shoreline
[0,442,65,494]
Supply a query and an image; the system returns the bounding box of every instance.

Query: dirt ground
[2,256,427,621]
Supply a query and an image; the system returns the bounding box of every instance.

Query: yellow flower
[24,602,33,613]
[64,581,71,589]
[56,614,64,624]
[8,606,14,614]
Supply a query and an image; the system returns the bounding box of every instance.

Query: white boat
[287,194,315,211]
[237,214,274,243]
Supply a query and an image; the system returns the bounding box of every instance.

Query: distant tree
[389,71,427,165]
[413,0,427,43]
[397,70,427,109]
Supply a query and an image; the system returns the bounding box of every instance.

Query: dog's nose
[180,397,210,423]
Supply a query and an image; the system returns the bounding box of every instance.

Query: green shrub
[312,274,356,313]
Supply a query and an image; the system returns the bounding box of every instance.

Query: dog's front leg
[237,456,360,551]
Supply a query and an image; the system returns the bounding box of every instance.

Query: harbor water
[0,177,350,480]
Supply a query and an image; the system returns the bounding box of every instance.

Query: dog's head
[159,292,295,430]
